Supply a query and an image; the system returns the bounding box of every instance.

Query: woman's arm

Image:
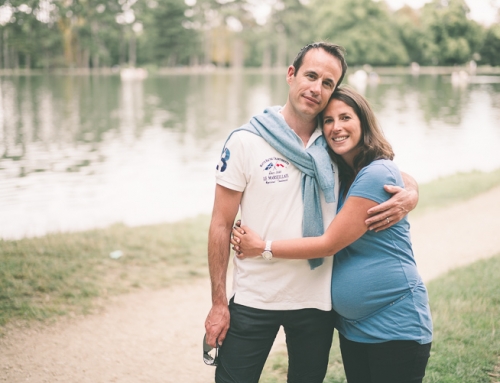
[232,196,377,259]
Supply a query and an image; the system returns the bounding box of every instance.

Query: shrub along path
[1,186,500,383]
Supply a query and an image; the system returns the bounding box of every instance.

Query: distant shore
[1,65,500,77]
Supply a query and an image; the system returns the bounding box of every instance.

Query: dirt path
[1,186,500,383]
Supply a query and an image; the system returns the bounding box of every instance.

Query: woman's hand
[365,185,415,232]
[231,224,266,259]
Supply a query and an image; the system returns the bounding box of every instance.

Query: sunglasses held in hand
[203,334,219,366]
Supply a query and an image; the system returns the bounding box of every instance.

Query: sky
[382,0,500,26]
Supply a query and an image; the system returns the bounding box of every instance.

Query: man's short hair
[292,42,348,87]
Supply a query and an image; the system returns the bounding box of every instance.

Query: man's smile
[303,95,320,104]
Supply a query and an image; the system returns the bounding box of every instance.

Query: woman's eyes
[324,115,351,124]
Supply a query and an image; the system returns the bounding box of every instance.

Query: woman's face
[322,98,362,167]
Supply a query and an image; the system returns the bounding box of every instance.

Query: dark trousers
[339,333,432,383]
[215,298,336,383]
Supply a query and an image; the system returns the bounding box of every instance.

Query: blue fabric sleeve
[348,160,403,204]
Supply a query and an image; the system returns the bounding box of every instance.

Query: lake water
[1,72,500,239]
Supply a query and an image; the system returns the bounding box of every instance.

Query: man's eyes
[304,73,334,88]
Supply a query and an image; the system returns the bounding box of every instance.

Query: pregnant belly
[332,276,411,320]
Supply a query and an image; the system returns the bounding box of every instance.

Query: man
[205,42,418,383]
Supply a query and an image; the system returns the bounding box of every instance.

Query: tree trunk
[58,18,75,67]
[128,31,136,67]
[231,37,244,68]
[203,30,212,66]
[44,51,49,71]
[13,48,19,69]
[82,48,90,69]
[119,33,126,67]
[92,53,100,69]
[167,53,177,67]
[262,44,271,69]
[275,32,287,67]
[3,30,9,69]
[189,54,199,67]
[25,54,31,70]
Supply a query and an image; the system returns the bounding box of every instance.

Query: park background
[1,0,500,71]
[1,0,500,382]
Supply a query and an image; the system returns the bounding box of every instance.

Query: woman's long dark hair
[323,86,394,189]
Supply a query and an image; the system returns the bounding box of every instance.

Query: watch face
[262,250,273,260]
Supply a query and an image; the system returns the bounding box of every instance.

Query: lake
[1,71,499,239]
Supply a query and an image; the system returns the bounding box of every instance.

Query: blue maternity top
[332,159,433,344]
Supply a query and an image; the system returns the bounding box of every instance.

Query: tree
[309,0,409,66]
[0,0,65,69]
[419,0,484,65]
[134,0,201,67]
[480,24,500,66]
[267,0,315,66]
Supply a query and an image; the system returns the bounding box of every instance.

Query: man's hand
[205,304,230,348]
[365,185,418,232]
[205,185,242,348]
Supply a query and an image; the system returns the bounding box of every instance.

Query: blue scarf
[226,106,336,269]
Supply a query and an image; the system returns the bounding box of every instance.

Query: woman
[231,86,433,383]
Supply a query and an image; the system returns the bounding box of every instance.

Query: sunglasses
[203,334,219,366]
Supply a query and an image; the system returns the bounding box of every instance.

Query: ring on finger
[386,217,390,224]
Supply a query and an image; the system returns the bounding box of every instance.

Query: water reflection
[1,73,499,239]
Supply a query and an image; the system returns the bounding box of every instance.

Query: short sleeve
[347,160,403,204]
[215,131,248,192]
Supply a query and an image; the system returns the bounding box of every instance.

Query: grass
[0,215,210,329]
[260,254,500,383]
[424,255,500,383]
[412,168,500,216]
[0,167,499,335]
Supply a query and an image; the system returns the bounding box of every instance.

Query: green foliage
[271,0,315,63]
[1,0,499,69]
[417,0,484,65]
[480,24,500,66]
[311,0,410,66]
[137,0,201,66]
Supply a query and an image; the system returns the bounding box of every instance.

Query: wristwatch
[262,240,273,260]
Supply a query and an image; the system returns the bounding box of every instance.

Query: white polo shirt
[215,127,339,311]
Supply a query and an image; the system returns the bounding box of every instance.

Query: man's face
[286,49,343,119]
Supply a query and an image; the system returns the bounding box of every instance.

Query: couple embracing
[204,42,432,383]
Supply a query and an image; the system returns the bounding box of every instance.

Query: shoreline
[1,65,500,77]
[1,168,499,242]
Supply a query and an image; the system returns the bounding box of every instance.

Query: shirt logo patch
[261,157,290,184]
[217,148,230,172]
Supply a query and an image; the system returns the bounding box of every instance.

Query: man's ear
[286,65,295,85]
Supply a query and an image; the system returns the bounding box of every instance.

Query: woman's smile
[333,135,349,142]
